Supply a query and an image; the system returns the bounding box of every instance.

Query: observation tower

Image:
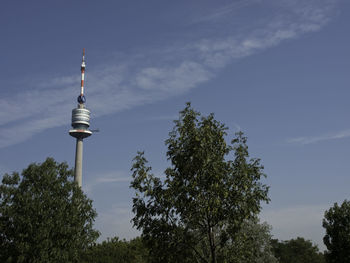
[69,49,92,187]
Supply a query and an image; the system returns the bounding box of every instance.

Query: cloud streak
[83,171,131,194]
[0,0,340,148]
[189,0,262,24]
[288,129,350,145]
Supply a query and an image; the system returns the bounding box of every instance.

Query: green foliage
[271,237,325,263]
[130,103,270,263]
[219,219,278,263]
[80,237,148,263]
[323,200,350,263]
[0,158,99,263]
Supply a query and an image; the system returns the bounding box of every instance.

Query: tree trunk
[208,226,216,263]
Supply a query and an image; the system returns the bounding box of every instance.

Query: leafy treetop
[0,158,99,263]
[130,103,270,263]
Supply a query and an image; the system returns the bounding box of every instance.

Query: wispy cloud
[0,0,340,148]
[83,171,131,194]
[83,168,166,194]
[287,129,350,145]
[189,0,262,24]
[146,115,178,122]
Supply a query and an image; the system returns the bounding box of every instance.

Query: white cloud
[287,129,350,145]
[135,61,211,93]
[0,0,340,148]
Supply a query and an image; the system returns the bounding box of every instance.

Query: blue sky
[1,0,349,250]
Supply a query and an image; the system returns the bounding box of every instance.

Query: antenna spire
[78,48,86,104]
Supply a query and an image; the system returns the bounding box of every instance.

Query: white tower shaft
[74,138,83,187]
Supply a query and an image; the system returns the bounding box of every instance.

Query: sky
[0,0,349,251]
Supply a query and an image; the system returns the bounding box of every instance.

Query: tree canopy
[271,237,325,263]
[0,158,99,263]
[323,200,350,263]
[130,103,270,263]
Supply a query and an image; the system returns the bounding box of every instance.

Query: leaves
[0,158,99,263]
[323,200,350,263]
[130,103,270,262]
[271,237,325,263]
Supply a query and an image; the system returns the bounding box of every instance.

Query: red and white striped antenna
[77,48,86,104]
[80,48,86,96]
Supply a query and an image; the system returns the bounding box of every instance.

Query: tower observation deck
[69,49,92,187]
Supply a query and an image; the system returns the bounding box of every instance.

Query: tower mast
[69,49,92,187]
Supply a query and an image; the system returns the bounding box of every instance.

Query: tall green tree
[271,237,325,263]
[323,200,350,263]
[0,158,99,263]
[130,103,270,263]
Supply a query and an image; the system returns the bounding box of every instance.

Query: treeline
[80,237,148,263]
[271,238,325,263]
[1,104,349,262]
[80,236,325,263]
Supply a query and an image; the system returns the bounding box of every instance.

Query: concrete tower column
[74,138,83,187]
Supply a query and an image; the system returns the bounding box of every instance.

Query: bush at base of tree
[0,158,99,263]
